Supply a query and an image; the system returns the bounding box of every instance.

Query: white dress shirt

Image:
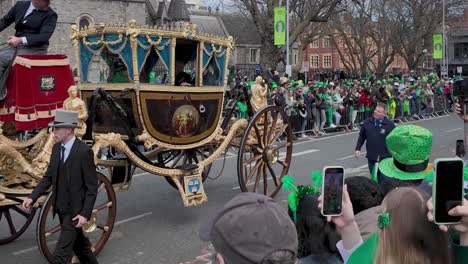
[20,2,38,45]
[61,136,76,162]
[336,239,364,263]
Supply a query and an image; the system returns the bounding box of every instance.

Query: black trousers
[53,214,98,264]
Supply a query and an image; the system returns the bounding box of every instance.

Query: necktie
[60,146,65,165]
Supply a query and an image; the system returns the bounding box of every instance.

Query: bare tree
[326,0,377,76]
[325,0,398,77]
[389,0,464,71]
[232,0,343,70]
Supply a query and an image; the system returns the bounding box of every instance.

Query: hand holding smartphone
[433,158,464,225]
[321,166,345,217]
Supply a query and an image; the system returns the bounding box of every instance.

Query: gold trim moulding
[78,29,232,48]
[78,83,225,93]
[139,85,224,93]
[78,83,136,91]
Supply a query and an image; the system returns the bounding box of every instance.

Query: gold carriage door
[139,91,223,145]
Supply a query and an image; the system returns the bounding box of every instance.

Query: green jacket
[347,232,468,264]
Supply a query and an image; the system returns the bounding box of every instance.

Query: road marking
[12,246,39,256]
[337,152,366,161]
[293,114,452,145]
[346,164,369,174]
[291,149,320,157]
[114,212,153,226]
[447,128,462,133]
[134,172,148,178]
[12,212,153,256]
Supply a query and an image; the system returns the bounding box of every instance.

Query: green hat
[379,125,433,180]
[272,82,278,88]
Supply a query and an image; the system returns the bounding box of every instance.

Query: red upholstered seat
[0,54,75,130]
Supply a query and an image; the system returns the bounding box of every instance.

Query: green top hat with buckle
[379,125,433,181]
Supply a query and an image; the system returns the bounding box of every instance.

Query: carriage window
[87,55,109,84]
[140,48,169,85]
[203,57,220,86]
[175,39,198,86]
[100,49,130,83]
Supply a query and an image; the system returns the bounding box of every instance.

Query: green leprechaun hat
[379,125,433,181]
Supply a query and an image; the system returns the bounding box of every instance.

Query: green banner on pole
[433,34,443,59]
[274,7,286,46]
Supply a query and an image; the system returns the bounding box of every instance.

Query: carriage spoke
[242,154,262,166]
[4,210,17,235]
[263,112,269,147]
[11,206,30,218]
[45,225,61,237]
[277,160,288,168]
[269,124,287,146]
[98,183,105,193]
[181,153,188,166]
[195,149,209,159]
[253,162,263,192]
[96,225,109,232]
[170,151,184,168]
[262,163,268,195]
[265,161,279,186]
[94,201,113,212]
[192,152,200,163]
[267,111,279,147]
[246,161,262,185]
[253,124,263,149]
[269,142,291,152]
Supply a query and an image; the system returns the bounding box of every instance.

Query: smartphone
[433,158,464,224]
[321,166,345,216]
[456,140,465,157]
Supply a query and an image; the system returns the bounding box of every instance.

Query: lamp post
[442,0,447,77]
[286,0,290,70]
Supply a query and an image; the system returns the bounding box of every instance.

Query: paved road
[0,114,463,264]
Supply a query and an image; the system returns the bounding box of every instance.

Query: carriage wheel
[36,172,116,262]
[237,105,292,197]
[0,203,36,245]
[163,145,214,189]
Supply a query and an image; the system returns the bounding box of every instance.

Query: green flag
[274,7,286,45]
[433,34,443,59]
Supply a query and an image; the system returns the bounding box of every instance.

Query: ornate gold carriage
[0,20,292,262]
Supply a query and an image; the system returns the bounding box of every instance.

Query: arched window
[76,14,95,30]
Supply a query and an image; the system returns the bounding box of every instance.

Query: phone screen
[435,160,464,223]
[322,167,344,215]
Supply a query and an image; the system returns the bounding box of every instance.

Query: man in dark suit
[354,104,395,183]
[23,110,99,264]
[0,0,58,97]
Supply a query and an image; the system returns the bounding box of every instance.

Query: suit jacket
[30,139,98,220]
[0,1,58,47]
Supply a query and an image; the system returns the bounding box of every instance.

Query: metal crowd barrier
[289,94,454,136]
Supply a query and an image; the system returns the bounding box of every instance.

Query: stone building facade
[0,0,262,76]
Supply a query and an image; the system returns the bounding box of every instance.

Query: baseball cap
[200,192,298,264]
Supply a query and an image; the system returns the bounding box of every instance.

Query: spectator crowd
[228,71,457,138]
